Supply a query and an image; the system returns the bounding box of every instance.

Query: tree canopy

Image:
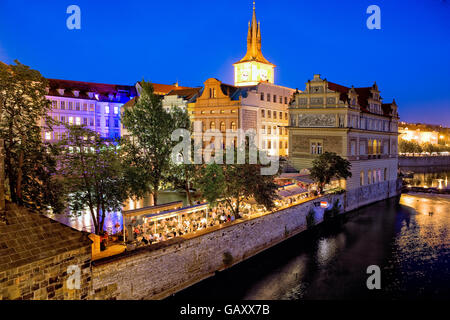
[310,152,352,192]
[0,60,64,212]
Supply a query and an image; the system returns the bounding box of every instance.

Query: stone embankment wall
[399,156,450,168]
[91,179,402,300]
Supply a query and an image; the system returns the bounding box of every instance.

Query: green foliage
[310,152,352,192]
[120,81,190,204]
[0,60,64,212]
[197,163,225,208]
[196,143,279,218]
[399,140,422,154]
[223,251,233,266]
[59,125,128,234]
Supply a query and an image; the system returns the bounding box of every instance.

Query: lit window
[360,171,365,186]
[114,106,119,114]
[105,106,110,114]
[68,117,74,124]
[90,104,95,112]
[220,122,226,132]
[231,122,236,131]
[76,117,81,125]
[45,132,52,140]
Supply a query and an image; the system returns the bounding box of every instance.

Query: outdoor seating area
[123,183,313,248]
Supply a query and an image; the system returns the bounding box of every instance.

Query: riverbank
[90,179,401,300]
[171,193,450,300]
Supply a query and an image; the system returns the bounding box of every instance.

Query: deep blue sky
[1,0,449,125]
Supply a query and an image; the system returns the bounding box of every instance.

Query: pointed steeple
[237,1,272,65]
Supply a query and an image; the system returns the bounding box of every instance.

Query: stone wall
[91,193,345,300]
[399,155,450,167]
[0,203,92,300]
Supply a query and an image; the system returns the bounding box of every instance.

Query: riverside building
[288,74,399,190]
[187,4,294,157]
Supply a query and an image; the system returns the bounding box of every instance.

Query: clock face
[241,70,249,81]
[260,69,268,81]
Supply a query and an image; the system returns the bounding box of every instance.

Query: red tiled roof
[166,87,202,100]
[46,78,137,103]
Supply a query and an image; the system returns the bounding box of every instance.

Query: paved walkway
[92,244,126,261]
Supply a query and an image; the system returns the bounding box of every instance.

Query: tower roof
[235,2,274,66]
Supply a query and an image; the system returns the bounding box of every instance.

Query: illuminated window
[261,125,265,134]
[105,106,110,114]
[317,142,323,154]
[220,122,225,132]
[76,117,81,125]
[368,170,372,184]
[45,132,52,140]
[90,104,95,112]
[268,126,271,134]
[114,106,119,114]
[360,171,365,186]
[210,121,215,130]
[68,116,74,124]
[231,122,236,131]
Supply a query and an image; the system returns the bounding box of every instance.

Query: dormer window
[73,90,80,97]
[108,94,114,101]
[87,92,94,99]
[57,89,65,95]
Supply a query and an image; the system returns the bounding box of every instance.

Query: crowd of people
[126,184,312,247]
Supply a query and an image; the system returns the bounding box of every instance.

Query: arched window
[268,126,272,134]
[231,122,236,131]
[360,171,365,186]
[384,168,388,181]
[210,121,215,130]
[368,170,372,184]
[220,122,226,132]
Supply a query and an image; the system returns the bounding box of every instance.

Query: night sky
[1,0,449,125]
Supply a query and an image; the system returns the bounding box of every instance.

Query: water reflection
[404,171,450,189]
[171,194,450,300]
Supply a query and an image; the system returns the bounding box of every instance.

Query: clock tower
[234,2,275,87]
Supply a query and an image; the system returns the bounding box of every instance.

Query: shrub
[223,251,233,266]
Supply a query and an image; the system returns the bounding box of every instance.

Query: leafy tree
[310,152,352,193]
[399,140,422,154]
[121,81,190,205]
[59,125,128,234]
[0,60,64,212]
[196,144,279,218]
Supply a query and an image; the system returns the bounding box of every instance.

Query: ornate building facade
[187,4,294,157]
[44,79,136,141]
[289,74,399,190]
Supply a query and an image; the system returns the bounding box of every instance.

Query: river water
[170,193,450,300]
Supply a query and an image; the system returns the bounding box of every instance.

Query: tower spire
[238,1,270,64]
